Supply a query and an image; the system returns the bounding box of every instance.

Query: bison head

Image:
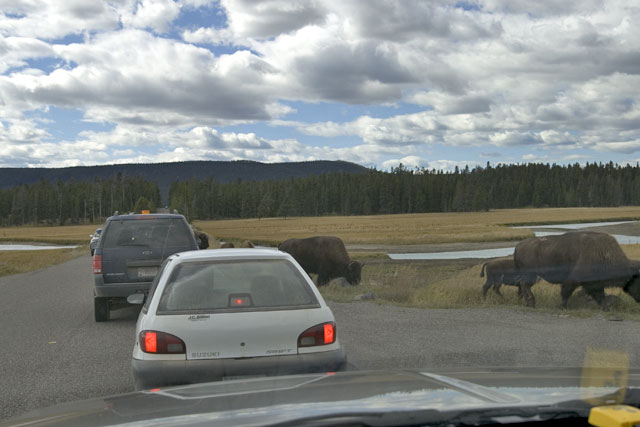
[346,261,362,285]
[623,273,640,302]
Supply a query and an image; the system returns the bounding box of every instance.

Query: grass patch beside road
[0,224,98,244]
[0,246,86,278]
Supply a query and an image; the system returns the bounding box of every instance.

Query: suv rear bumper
[94,277,152,298]
[132,347,347,390]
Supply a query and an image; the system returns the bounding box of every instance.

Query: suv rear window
[157,259,319,314]
[102,217,193,249]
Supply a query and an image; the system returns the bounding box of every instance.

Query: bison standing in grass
[480,257,523,298]
[514,231,640,309]
[278,236,362,286]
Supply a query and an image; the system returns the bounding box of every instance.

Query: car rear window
[142,258,171,314]
[102,218,193,249]
[156,259,319,314]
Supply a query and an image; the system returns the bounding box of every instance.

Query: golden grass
[194,207,640,245]
[0,246,86,278]
[0,224,99,244]
[2,206,639,246]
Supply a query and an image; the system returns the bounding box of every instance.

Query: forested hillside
[0,160,368,201]
[170,162,640,220]
[2,162,640,226]
[0,176,161,226]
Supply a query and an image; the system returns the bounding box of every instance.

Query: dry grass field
[0,224,98,244]
[194,207,640,246]
[0,246,86,278]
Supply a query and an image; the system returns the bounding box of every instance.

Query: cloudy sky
[1,0,639,170]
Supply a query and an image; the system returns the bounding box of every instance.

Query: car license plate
[137,267,158,278]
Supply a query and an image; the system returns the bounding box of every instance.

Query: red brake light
[298,322,336,348]
[323,324,334,344]
[229,294,251,307]
[92,255,102,274]
[145,332,157,353]
[139,331,185,354]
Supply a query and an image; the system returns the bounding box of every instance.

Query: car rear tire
[94,297,110,322]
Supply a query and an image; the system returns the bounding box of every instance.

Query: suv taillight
[92,255,102,274]
[297,322,336,347]
[139,331,186,354]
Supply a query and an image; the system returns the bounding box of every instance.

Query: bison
[278,236,362,286]
[480,257,523,298]
[240,240,255,248]
[514,231,640,309]
[192,229,209,249]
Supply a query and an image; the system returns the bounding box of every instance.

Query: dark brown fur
[514,231,640,309]
[278,236,362,286]
[480,257,523,298]
[192,229,209,249]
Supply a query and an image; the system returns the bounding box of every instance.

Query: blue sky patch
[25,107,115,141]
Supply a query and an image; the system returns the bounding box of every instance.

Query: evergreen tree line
[168,162,640,221]
[0,175,161,226]
[2,162,640,226]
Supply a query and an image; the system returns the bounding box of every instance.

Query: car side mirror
[127,293,146,305]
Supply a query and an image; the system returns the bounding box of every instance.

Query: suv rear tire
[94,297,110,322]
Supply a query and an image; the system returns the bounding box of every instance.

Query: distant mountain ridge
[0,160,369,202]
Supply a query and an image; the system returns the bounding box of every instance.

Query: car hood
[4,367,640,426]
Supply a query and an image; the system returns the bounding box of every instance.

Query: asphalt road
[2,255,640,421]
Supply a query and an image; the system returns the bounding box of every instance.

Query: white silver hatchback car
[130,248,347,389]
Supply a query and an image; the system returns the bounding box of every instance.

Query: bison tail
[480,262,487,277]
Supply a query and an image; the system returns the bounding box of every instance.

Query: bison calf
[278,236,362,286]
[480,257,522,298]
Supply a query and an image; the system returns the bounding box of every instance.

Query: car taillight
[139,330,186,354]
[92,255,102,274]
[297,322,336,347]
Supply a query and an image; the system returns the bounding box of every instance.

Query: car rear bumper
[132,346,347,390]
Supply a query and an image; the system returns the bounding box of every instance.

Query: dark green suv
[92,212,205,322]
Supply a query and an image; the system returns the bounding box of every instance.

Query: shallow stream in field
[387,221,640,260]
[0,244,79,251]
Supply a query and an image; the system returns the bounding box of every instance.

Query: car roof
[171,248,286,262]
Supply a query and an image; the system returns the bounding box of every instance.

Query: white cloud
[0,0,120,39]
[120,0,181,33]
[593,140,640,154]
[1,0,640,168]
[381,156,425,170]
[220,0,327,38]
[0,29,289,125]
